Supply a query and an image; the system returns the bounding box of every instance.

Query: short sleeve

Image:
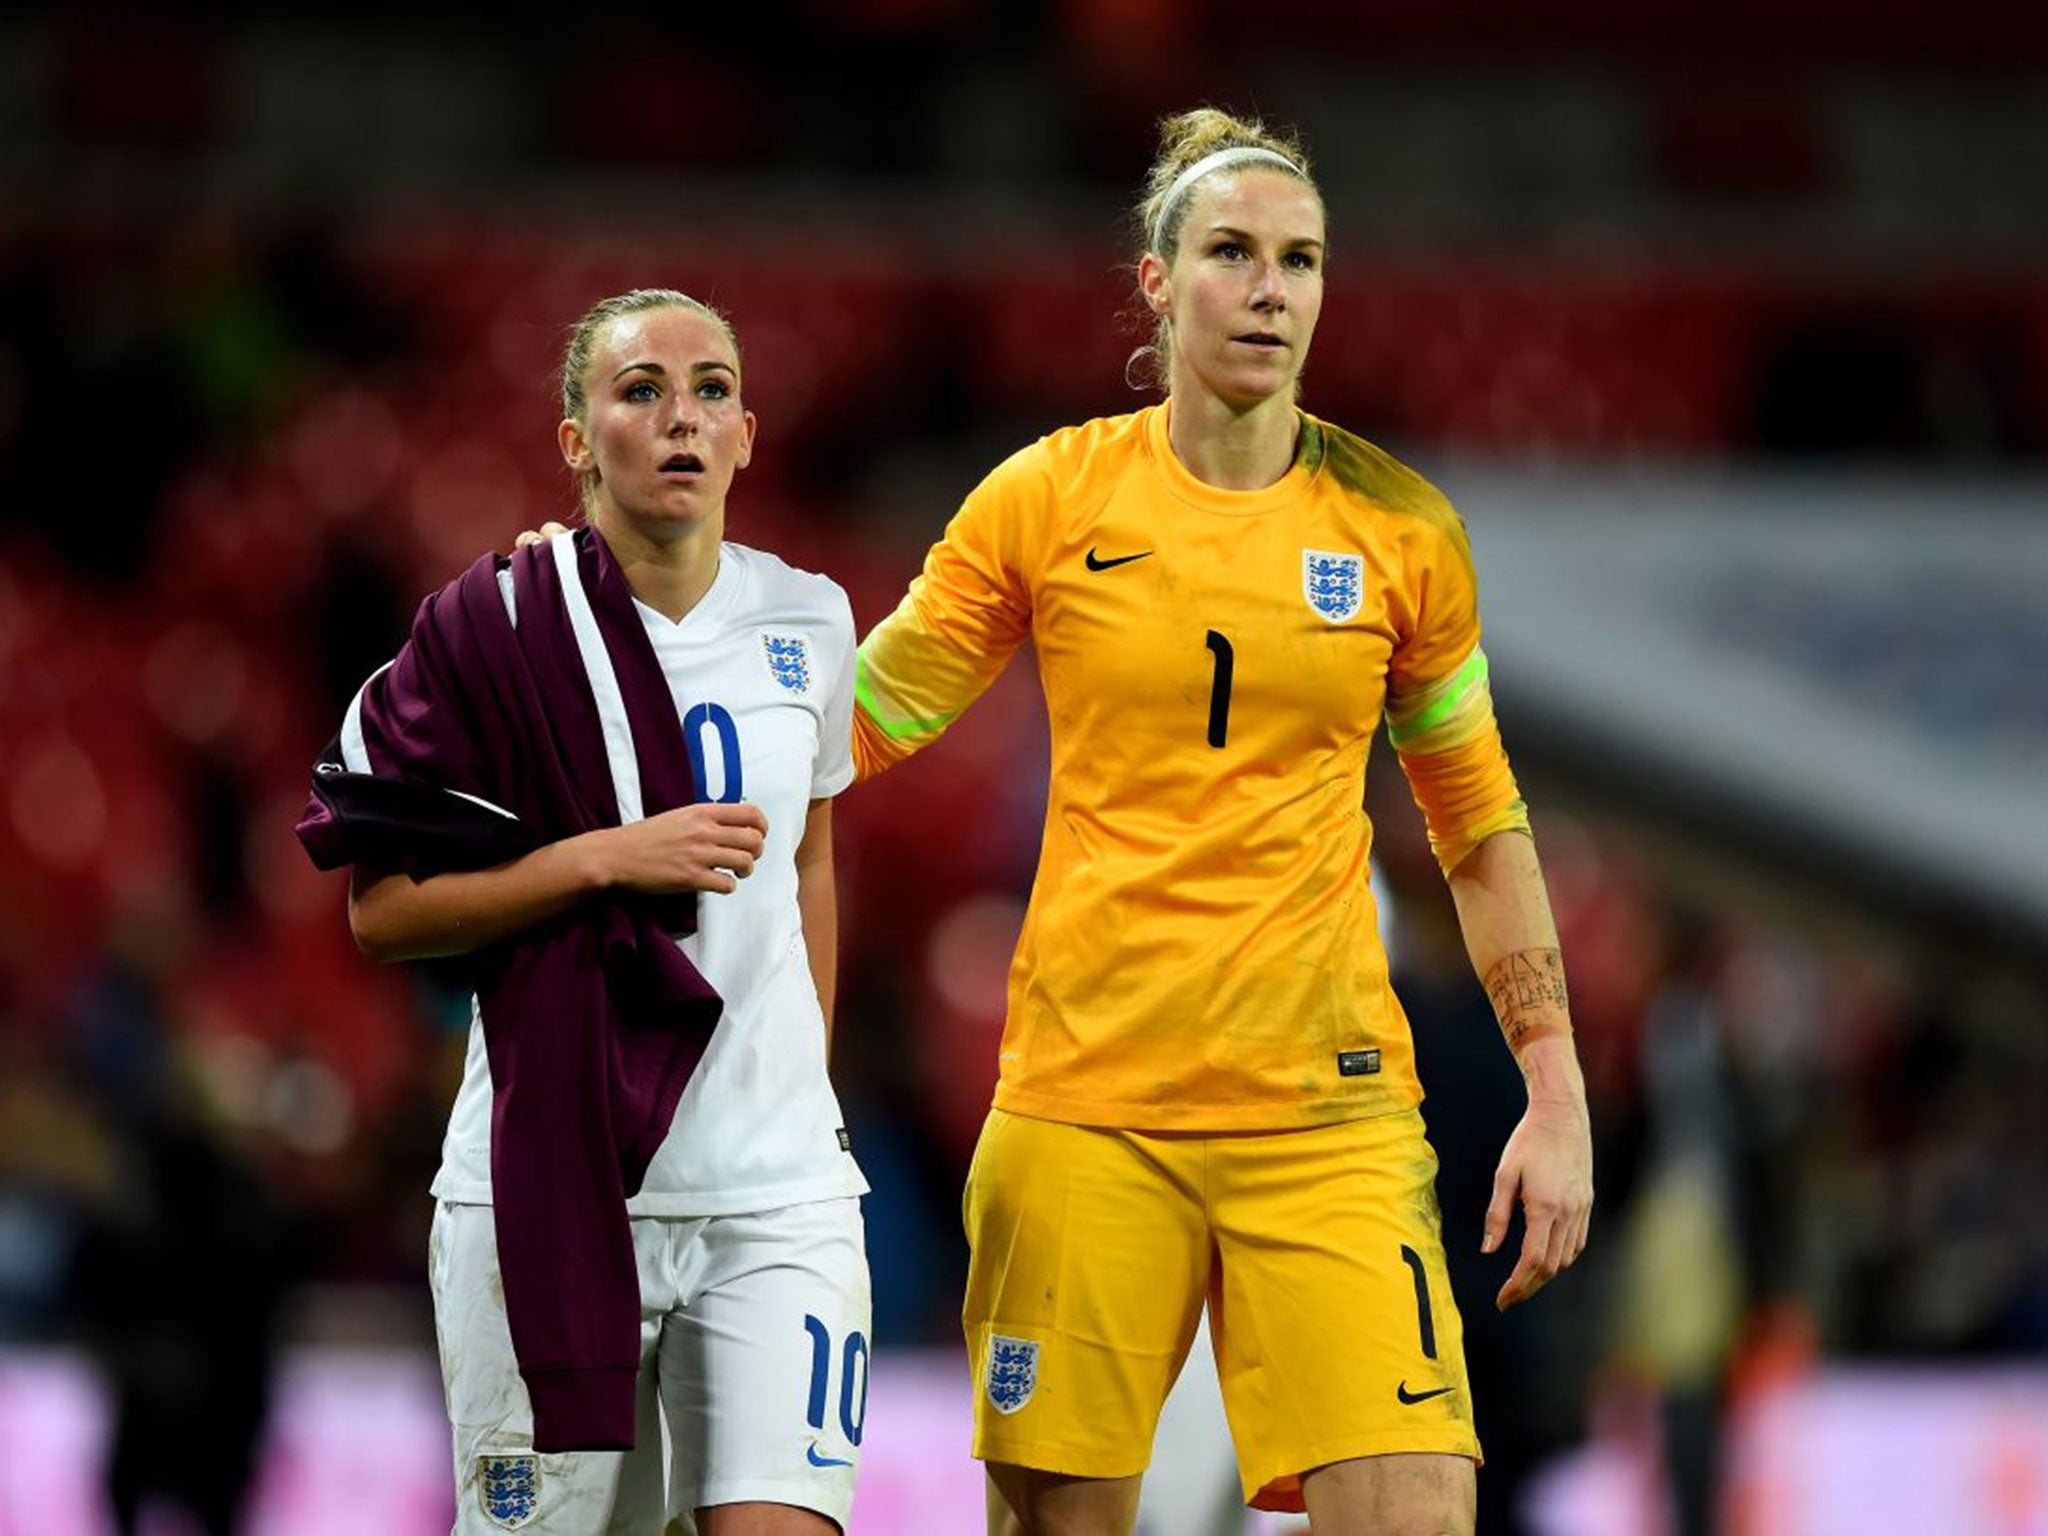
[812,583,858,800]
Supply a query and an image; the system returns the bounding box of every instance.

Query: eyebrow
[1204,224,1326,253]
[610,360,739,381]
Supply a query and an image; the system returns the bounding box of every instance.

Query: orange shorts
[961,1107,1479,1512]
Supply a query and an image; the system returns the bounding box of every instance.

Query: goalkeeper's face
[1140,168,1326,413]
[558,304,758,542]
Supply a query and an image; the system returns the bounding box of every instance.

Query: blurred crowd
[5,4,2048,1530]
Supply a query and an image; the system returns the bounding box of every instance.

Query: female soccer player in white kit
[336,290,871,1536]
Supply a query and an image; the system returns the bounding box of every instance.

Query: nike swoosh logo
[1085,547,1153,571]
[1396,1382,1454,1405]
[806,1444,854,1468]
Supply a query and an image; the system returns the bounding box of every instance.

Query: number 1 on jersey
[1204,630,1233,749]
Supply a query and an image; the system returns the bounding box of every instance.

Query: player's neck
[1164,389,1298,492]
[594,509,724,622]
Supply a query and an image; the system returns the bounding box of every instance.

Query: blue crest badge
[1303,549,1364,623]
[477,1454,540,1529]
[763,634,812,693]
[986,1333,1040,1416]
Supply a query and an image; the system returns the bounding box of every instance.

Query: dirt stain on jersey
[1311,418,1471,555]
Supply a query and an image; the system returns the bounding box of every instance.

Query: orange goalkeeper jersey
[854,404,1528,1131]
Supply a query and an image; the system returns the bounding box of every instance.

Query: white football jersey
[430,539,868,1216]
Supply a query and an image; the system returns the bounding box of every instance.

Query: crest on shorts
[763,634,812,693]
[478,1454,540,1529]
[986,1334,1040,1415]
[1303,549,1364,623]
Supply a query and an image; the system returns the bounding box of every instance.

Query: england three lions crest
[1303,549,1364,623]
[477,1454,540,1529]
[986,1334,1039,1415]
[762,634,812,693]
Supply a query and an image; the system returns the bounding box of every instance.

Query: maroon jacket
[297,529,720,1451]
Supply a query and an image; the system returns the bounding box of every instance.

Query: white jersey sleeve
[812,584,857,800]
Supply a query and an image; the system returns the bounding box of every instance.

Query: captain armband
[1385,648,1494,756]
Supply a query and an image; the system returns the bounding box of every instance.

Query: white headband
[1149,146,1307,252]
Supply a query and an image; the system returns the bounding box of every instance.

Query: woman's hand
[515,521,574,548]
[1483,1044,1594,1310]
[348,804,770,962]
[1445,834,1595,1310]
[596,803,769,896]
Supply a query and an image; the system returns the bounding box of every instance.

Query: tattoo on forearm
[1483,948,1570,1050]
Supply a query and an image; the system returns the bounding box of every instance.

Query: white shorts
[430,1197,871,1535]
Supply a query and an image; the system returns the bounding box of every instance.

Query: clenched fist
[596,803,769,897]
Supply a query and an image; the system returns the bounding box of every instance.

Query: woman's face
[559,306,756,539]
[1143,169,1326,412]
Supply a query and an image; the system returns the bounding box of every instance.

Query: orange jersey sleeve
[851,444,1041,782]
[1383,508,1530,874]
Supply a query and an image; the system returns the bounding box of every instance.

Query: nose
[1249,258,1288,311]
[666,391,700,436]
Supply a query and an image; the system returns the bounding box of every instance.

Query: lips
[660,452,705,475]
[1233,332,1286,349]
